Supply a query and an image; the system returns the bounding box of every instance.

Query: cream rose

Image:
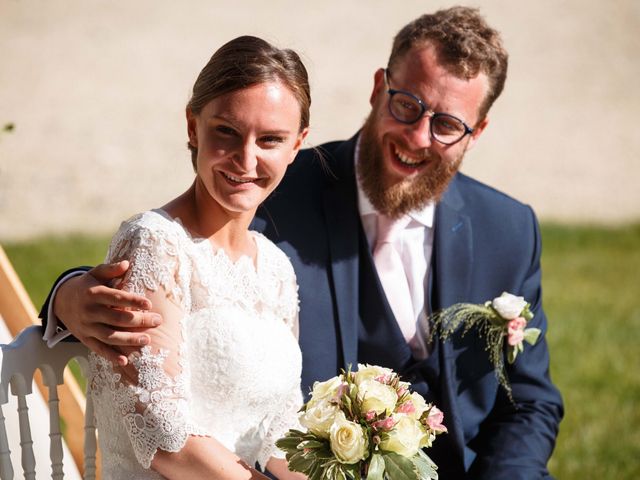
[354,364,393,386]
[406,392,429,420]
[329,411,369,464]
[380,415,429,457]
[308,376,344,406]
[299,401,339,438]
[357,379,398,415]
[492,292,527,320]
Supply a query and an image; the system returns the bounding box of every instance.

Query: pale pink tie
[373,214,416,342]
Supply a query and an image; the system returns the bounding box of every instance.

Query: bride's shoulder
[108,209,191,257]
[252,232,295,275]
[115,209,188,241]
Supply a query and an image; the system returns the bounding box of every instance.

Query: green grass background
[3,223,640,478]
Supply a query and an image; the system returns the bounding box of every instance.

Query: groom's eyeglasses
[384,68,474,146]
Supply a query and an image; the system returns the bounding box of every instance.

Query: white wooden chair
[0,325,97,479]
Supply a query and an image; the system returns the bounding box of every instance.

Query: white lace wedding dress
[88,209,303,479]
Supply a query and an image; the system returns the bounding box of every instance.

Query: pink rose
[372,416,397,431]
[426,406,447,434]
[396,401,416,415]
[331,383,349,403]
[365,410,377,421]
[507,329,525,346]
[508,317,527,332]
[507,317,526,346]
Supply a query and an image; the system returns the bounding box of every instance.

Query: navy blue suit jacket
[252,134,563,479]
[40,134,562,479]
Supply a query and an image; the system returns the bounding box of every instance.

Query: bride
[88,36,309,479]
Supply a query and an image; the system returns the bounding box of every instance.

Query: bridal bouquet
[430,292,541,400]
[276,364,446,480]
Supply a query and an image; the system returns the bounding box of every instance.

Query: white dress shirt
[355,143,435,359]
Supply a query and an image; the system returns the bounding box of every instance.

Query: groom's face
[358,44,489,217]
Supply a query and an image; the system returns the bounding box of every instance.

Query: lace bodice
[89,210,303,479]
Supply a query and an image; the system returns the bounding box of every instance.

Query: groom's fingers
[89,261,130,282]
[92,323,151,347]
[83,336,129,366]
[88,284,152,312]
[99,306,162,329]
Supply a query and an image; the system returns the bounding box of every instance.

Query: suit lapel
[322,138,360,369]
[431,175,473,468]
[432,176,473,311]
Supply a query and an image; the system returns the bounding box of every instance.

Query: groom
[41,7,562,479]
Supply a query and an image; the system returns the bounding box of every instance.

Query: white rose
[299,401,338,438]
[492,292,527,320]
[354,364,393,386]
[308,376,344,406]
[380,415,429,458]
[329,411,369,464]
[357,379,398,415]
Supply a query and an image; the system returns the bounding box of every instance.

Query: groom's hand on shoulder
[53,261,163,366]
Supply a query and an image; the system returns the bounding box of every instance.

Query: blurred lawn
[3,223,640,479]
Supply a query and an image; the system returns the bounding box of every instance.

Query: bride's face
[187,81,308,217]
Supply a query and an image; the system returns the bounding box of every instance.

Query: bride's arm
[153,435,268,480]
[103,220,268,479]
[266,458,307,480]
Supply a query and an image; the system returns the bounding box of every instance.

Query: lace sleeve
[91,214,207,469]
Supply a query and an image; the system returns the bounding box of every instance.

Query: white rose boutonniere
[491,292,528,320]
[430,291,542,402]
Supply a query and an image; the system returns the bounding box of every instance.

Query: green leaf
[344,463,362,480]
[276,436,302,451]
[288,450,315,473]
[414,450,438,479]
[523,327,541,345]
[507,346,518,364]
[366,453,385,480]
[382,452,419,480]
[308,463,326,480]
[300,439,327,450]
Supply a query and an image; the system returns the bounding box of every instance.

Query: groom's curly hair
[186,36,311,171]
[389,6,508,120]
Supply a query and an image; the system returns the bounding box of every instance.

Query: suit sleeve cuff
[42,271,84,347]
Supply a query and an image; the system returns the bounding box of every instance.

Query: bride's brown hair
[186,35,311,170]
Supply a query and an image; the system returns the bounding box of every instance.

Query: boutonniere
[430,292,541,401]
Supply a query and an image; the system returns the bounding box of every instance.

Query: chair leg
[0,404,14,480]
[15,387,36,480]
[47,384,64,480]
[83,394,97,480]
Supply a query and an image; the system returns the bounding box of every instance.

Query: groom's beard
[357,113,463,218]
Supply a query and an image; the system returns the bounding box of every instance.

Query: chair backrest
[0,326,97,480]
